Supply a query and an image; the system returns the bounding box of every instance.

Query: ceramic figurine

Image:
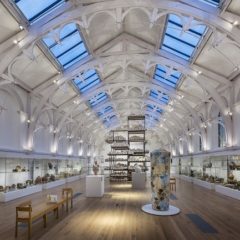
[93,160,100,175]
[134,163,142,173]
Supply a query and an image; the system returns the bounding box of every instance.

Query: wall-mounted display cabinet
[0,156,86,194]
[172,155,240,191]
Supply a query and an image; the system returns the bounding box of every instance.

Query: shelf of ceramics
[66,175,80,183]
[193,178,215,190]
[215,184,240,200]
[108,153,129,156]
[0,185,43,202]
[129,139,146,142]
[128,115,145,120]
[111,146,129,150]
[42,179,66,189]
[128,130,145,134]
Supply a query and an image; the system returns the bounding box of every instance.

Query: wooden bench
[15,188,74,239]
[15,200,59,239]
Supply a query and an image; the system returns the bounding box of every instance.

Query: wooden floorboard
[0,178,240,240]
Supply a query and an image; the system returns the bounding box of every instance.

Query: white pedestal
[215,185,240,200]
[66,175,80,183]
[0,185,43,202]
[42,179,66,190]
[132,172,146,189]
[142,204,180,216]
[86,175,104,197]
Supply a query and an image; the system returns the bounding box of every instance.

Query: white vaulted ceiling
[0,0,239,148]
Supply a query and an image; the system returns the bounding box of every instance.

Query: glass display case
[0,157,84,193]
[0,158,34,192]
[176,155,240,191]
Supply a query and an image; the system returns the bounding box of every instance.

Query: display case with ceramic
[0,157,34,193]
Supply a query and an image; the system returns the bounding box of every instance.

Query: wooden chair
[62,188,73,212]
[15,201,47,240]
[170,177,176,191]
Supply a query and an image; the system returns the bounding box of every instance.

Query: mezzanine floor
[0,178,240,240]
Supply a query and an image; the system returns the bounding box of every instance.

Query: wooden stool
[170,177,176,191]
[62,188,73,212]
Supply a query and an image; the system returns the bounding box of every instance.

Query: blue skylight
[198,0,220,7]
[150,90,169,104]
[161,14,207,61]
[14,0,65,23]
[153,64,182,88]
[73,69,101,93]
[97,106,113,117]
[89,92,108,107]
[103,115,117,127]
[43,23,88,69]
[147,104,163,115]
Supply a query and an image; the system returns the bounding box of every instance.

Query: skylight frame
[73,69,101,93]
[161,14,207,61]
[150,90,169,104]
[42,23,89,70]
[198,0,220,7]
[14,0,65,24]
[88,92,108,108]
[153,64,182,89]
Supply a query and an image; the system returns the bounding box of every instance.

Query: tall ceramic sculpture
[151,149,170,211]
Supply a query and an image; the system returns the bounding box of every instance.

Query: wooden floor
[1,178,240,240]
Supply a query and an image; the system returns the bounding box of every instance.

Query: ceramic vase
[150,149,170,211]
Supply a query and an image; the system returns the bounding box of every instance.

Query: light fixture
[233,66,239,72]
[73,99,80,104]
[197,70,202,75]
[228,111,233,116]
[27,119,31,123]
[13,39,18,44]
[19,25,24,30]
[233,20,239,26]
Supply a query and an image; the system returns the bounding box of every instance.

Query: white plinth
[215,185,240,200]
[193,178,215,190]
[132,172,146,189]
[66,175,80,183]
[142,204,180,216]
[42,179,66,190]
[86,175,104,197]
[0,185,43,202]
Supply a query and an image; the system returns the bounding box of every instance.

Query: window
[147,104,163,115]
[14,0,65,23]
[150,89,169,104]
[88,92,108,107]
[161,14,207,61]
[218,113,226,148]
[199,135,202,151]
[97,106,113,117]
[43,23,88,69]
[198,0,220,7]
[73,69,101,93]
[153,65,182,88]
[103,115,117,127]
